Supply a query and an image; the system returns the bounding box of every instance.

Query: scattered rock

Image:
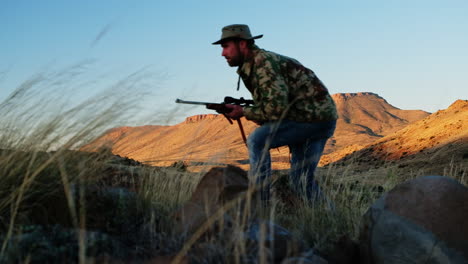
[359,175,468,263]
[281,251,329,264]
[78,185,145,237]
[0,225,127,263]
[243,220,307,263]
[32,184,146,236]
[144,255,189,264]
[325,235,360,264]
[173,165,249,233]
[170,160,188,171]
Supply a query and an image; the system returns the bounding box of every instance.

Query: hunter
[213,24,338,204]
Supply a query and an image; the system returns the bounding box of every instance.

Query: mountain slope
[328,92,429,152]
[81,93,431,170]
[329,100,468,174]
[81,115,259,168]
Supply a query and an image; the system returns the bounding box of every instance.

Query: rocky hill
[329,92,429,152]
[81,93,431,170]
[328,100,468,175]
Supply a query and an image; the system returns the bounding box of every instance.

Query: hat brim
[212,34,263,45]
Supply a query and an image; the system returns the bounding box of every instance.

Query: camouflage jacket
[238,45,338,122]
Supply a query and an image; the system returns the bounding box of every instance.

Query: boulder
[144,255,189,264]
[359,175,468,263]
[243,220,308,264]
[0,225,128,263]
[29,184,145,236]
[325,235,360,264]
[173,165,249,233]
[282,255,328,264]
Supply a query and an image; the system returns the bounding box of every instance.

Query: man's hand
[224,104,244,119]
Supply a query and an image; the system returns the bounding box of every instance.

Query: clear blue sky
[1,0,467,125]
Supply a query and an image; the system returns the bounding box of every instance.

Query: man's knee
[247,127,268,150]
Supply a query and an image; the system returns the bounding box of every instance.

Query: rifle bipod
[222,115,247,147]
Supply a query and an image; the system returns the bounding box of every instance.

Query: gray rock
[173,165,248,233]
[0,225,126,263]
[359,175,468,263]
[281,257,327,264]
[243,220,307,264]
[281,249,329,264]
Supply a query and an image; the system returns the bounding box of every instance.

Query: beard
[226,56,241,67]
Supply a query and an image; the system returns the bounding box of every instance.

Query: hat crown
[212,24,263,45]
[222,24,253,38]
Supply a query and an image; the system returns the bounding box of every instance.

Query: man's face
[221,40,242,67]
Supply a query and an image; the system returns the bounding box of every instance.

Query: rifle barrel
[175,99,218,105]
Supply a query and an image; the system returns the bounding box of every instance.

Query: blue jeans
[247,119,336,203]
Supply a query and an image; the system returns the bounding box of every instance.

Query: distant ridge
[81,92,433,170]
[326,99,468,173]
[184,114,219,124]
[332,92,386,102]
[328,92,429,153]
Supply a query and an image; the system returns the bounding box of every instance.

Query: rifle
[175,97,254,145]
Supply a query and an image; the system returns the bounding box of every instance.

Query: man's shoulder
[252,47,286,68]
[253,46,299,66]
[254,46,278,58]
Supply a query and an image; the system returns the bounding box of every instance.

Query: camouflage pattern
[238,45,338,122]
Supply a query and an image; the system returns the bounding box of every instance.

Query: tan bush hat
[212,24,263,45]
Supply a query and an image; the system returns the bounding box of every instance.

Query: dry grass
[0,64,466,263]
[0,63,169,262]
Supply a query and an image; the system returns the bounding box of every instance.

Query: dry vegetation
[0,67,466,263]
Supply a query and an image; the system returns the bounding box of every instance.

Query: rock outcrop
[359,175,468,263]
[171,165,328,264]
[184,114,220,124]
[173,165,249,233]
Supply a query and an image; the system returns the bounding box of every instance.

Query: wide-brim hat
[212,24,263,45]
